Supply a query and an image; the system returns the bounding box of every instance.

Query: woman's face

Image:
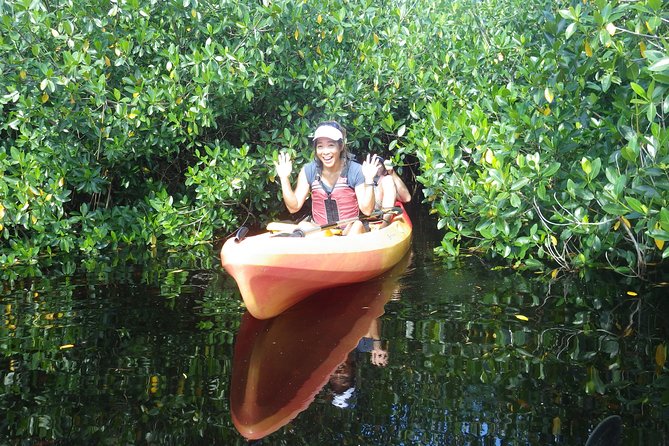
[314,137,342,169]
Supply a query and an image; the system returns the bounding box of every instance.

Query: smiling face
[314,137,343,170]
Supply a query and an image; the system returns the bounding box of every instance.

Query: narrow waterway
[1,204,668,445]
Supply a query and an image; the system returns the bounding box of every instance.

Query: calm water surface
[1,209,668,445]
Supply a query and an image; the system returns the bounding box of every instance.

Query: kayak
[230,253,411,440]
[220,204,412,319]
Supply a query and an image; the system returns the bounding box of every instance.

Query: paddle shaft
[272,207,402,237]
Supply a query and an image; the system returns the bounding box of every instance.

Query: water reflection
[230,253,411,440]
[0,242,667,445]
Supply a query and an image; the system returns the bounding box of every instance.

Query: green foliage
[401,0,669,275]
[0,0,667,275]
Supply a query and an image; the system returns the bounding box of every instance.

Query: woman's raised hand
[362,153,381,184]
[274,152,293,179]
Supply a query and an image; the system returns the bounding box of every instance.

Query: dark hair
[312,120,350,169]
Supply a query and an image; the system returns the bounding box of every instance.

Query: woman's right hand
[274,152,293,179]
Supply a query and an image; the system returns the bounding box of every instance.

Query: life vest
[304,160,363,225]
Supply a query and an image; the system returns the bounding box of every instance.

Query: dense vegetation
[1,0,667,276]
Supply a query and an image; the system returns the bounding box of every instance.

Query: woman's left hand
[362,153,381,184]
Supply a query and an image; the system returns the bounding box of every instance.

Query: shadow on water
[0,203,668,445]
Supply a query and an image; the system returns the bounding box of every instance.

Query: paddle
[271,207,402,238]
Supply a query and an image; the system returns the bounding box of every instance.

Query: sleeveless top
[304,160,365,225]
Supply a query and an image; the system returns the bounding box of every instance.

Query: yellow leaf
[316,45,321,55]
[626,291,638,296]
[294,29,299,40]
[191,8,197,18]
[317,14,322,24]
[515,314,529,321]
[585,40,593,57]
[656,238,665,250]
[656,344,667,368]
[58,177,65,187]
[41,93,49,103]
[550,235,558,246]
[551,268,559,279]
[128,113,137,119]
[544,87,554,104]
[624,326,634,337]
[0,204,4,219]
[620,216,631,229]
[337,32,343,43]
[59,344,74,350]
[373,33,380,45]
[104,55,111,66]
[613,220,620,230]
[19,70,27,80]
[542,105,551,115]
[639,41,646,58]
[552,417,561,436]
[645,21,653,33]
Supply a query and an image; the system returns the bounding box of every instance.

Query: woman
[373,157,412,226]
[274,121,380,235]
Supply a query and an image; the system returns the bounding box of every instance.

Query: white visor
[313,125,343,142]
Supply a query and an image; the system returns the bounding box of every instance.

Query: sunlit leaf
[626,291,638,296]
[605,23,616,36]
[515,314,529,321]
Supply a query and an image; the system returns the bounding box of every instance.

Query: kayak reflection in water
[328,318,389,409]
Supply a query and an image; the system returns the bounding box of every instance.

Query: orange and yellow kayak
[220,206,412,319]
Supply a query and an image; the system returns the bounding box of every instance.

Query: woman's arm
[391,171,411,203]
[275,153,310,213]
[354,154,380,216]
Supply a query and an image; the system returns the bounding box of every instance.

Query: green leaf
[624,196,647,215]
[510,178,530,191]
[648,57,669,72]
[601,203,627,215]
[630,82,647,98]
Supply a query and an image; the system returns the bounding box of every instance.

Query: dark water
[1,209,668,445]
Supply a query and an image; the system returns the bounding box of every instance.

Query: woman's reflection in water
[328,318,388,409]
